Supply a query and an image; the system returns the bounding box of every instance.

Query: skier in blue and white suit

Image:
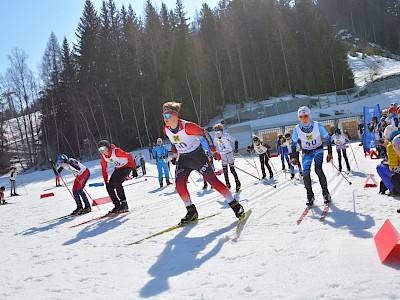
[153,138,172,188]
[290,106,333,207]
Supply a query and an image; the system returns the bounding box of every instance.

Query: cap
[57,154,68,163]
[298,106,311,117]
[392,135,400,151]
[384,125,397,139]
[0,186,5,191]
[284,133,291,139]
[253,135,259,141]
[98,140,111,149]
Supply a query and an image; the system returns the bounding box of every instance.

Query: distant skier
[276,134,290,170]
[0,186,7,205]
[153,138,172,188]
[283,132,302,179]
[98,140,135,214]
[213,123,241,192]
[139,153,146,175]
[54,154,91,215]
[290,106,333,207]
[331,128,351,173]
[247,135,274,179]
[9,167,18,196]
[162,101,245,224]
[50,159,62,187]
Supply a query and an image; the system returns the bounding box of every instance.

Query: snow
[1,53,400,299]
[1,142,400,299]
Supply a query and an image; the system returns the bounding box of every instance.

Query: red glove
[326,153,333,163]
[213,152,221,161]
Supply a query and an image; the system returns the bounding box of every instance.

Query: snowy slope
[0,143,400,299]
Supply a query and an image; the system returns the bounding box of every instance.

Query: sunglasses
[98,146,106,151]
[299,115,310,119]
[215,130,222,134]
[163,113,173,119]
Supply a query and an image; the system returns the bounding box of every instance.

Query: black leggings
[106,167,132,206]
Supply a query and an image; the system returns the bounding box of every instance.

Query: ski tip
[349,182,353,185]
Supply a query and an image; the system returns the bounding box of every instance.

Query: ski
[69,211,128,229]
[296,206,311,224]
[232,209,252,242]
[126,213,219,245]
[40,214,77,224]
[0,202,15,206]
[320,204,329,221]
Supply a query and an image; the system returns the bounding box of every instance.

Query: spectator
[376,125,400,196]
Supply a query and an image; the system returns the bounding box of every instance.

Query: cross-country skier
[139,153,146,175]
[247,135,274,179]
[290,106,333,207]
[98,140,135,213]
[153,138,172,188]
[9,167,18,196]
[276,135,290,170]
[283,132,302,179]
[162,101,245,224]
[331,128,351,173]
[54,154,91,215]
[213,123,241,192]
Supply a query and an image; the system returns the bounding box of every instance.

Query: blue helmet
[58,154,68,164]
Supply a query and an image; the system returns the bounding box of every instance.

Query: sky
[0,0,218,79]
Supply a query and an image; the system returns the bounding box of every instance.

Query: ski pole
[234,165,276,188]
[330,161,352,185]
[265,152,279,177]
[251,155,261,179]
[18,178,28,195]
[236,152,257,170]
[348,143,360,170]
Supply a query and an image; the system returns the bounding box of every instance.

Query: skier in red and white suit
[162,101,245,224]
[98,140,135,214]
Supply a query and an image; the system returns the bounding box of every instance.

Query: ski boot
[202,182,208,190]
[108,205,120,214]
[80,206,92,214]
[290,173,295,180]
[71,207,83,215]
[282,165,285,171]
[160,182,163,188]
[229,199,244,218]
[306,195,315,207]
[235,181,241,192]
[323,193,332,204]
[262,174,266,180]
[118,200,129,213]
[166,180,173,186]
[226,182,231,189]
[269,172,273,179]
[180,204,198,224]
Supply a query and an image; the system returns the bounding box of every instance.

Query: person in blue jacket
[153,138,172,188]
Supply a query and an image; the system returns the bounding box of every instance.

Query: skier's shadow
[313,204,375,238]
[140,222,235,298]
[63,214,129,245]
[17,217,75,236]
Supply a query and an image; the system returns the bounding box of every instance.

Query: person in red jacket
[162,101,245,225]
[98,140,135,213]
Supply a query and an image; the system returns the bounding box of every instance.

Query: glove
[171,157,177,165]
[326,153,333,163]
[50,160,56,167]
[212,152,221,161]
[290,158,298,166]
[234,148,239,154]
[247,146,251,153]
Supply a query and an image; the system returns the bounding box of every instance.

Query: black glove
[171,157,177,165]
[234,148,239,153]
